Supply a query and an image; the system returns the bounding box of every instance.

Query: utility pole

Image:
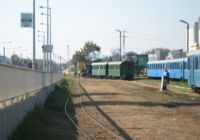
[59,56,62,72]
[33,0,36,69]
[67,45,70,75]
[116,29,122,61]
[67,45,69,63]
[3,47,5,62]
[122,30,128,56]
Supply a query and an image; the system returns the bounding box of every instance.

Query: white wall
[0,64,63,140]
[0,63,63,102]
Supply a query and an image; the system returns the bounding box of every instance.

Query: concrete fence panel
[0,64,63,140]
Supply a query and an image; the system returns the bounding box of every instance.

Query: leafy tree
[72,41,101,64]
[11,54,20,65]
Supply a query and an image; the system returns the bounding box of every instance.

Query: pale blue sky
[0,0,200,60]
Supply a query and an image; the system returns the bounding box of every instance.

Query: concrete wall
[0,86,55,140]
[0,63,63,102]
[0,64,63,140]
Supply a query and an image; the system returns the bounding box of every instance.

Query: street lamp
[33,0,36,69]
[37,30,46,45]
[40,5,52,72]
[40,6,51,46]
[122,30,128,56]
[116,29,122,61]
[180,19,189,53]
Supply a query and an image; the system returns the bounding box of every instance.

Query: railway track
[65,78,125,140]
[122,81,200,115]
[71,78,200,139]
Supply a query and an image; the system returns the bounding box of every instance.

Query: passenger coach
[147,58,188,80]
[91,61,134,80]
[187,50,200,91]
[107,61,134,80]
[91,62,108,78]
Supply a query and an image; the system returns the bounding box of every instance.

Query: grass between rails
[9,76,74,140]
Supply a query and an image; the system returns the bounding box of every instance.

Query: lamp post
[37,30,45,45]
[116,29,122,61]
[180,19,189,53]
[122,30,128,56]
[40,6,52,72]
[33,0,36,69]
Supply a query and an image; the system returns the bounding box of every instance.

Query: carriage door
[190,56,195,86]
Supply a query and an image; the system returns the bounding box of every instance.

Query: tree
[11,54,20,65]
[72,41,101,64]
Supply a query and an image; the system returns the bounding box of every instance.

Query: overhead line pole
[116,29,122,61]
[47,0,49,71]
[122,30,128,56]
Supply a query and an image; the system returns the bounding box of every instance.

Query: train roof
[147,58,186,64]
[91,62,108,65]
[187,50,200,56]
[107,61,123,65]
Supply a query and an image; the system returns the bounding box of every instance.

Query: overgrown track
[77,78,200,139]
[79,81,125,140]
[65,78,125,140]
[64,78,91,140]
[65,90,92,140]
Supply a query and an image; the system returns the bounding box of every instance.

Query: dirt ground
[70,77,200,140]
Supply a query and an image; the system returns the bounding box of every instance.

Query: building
[189,22,199,52]
[166,49,186,59]
[148,54,159,61]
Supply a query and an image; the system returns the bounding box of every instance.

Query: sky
[0,0,200,62]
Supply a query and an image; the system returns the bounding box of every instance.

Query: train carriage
[147,58,187,80]
[91,62,108,77]
[108,61,134,80]
[187,50,200,91]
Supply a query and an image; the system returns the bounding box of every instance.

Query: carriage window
[111,65,114,69]
[195,57,198,69]
[198,57,200,69]
[188,58,190,70]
